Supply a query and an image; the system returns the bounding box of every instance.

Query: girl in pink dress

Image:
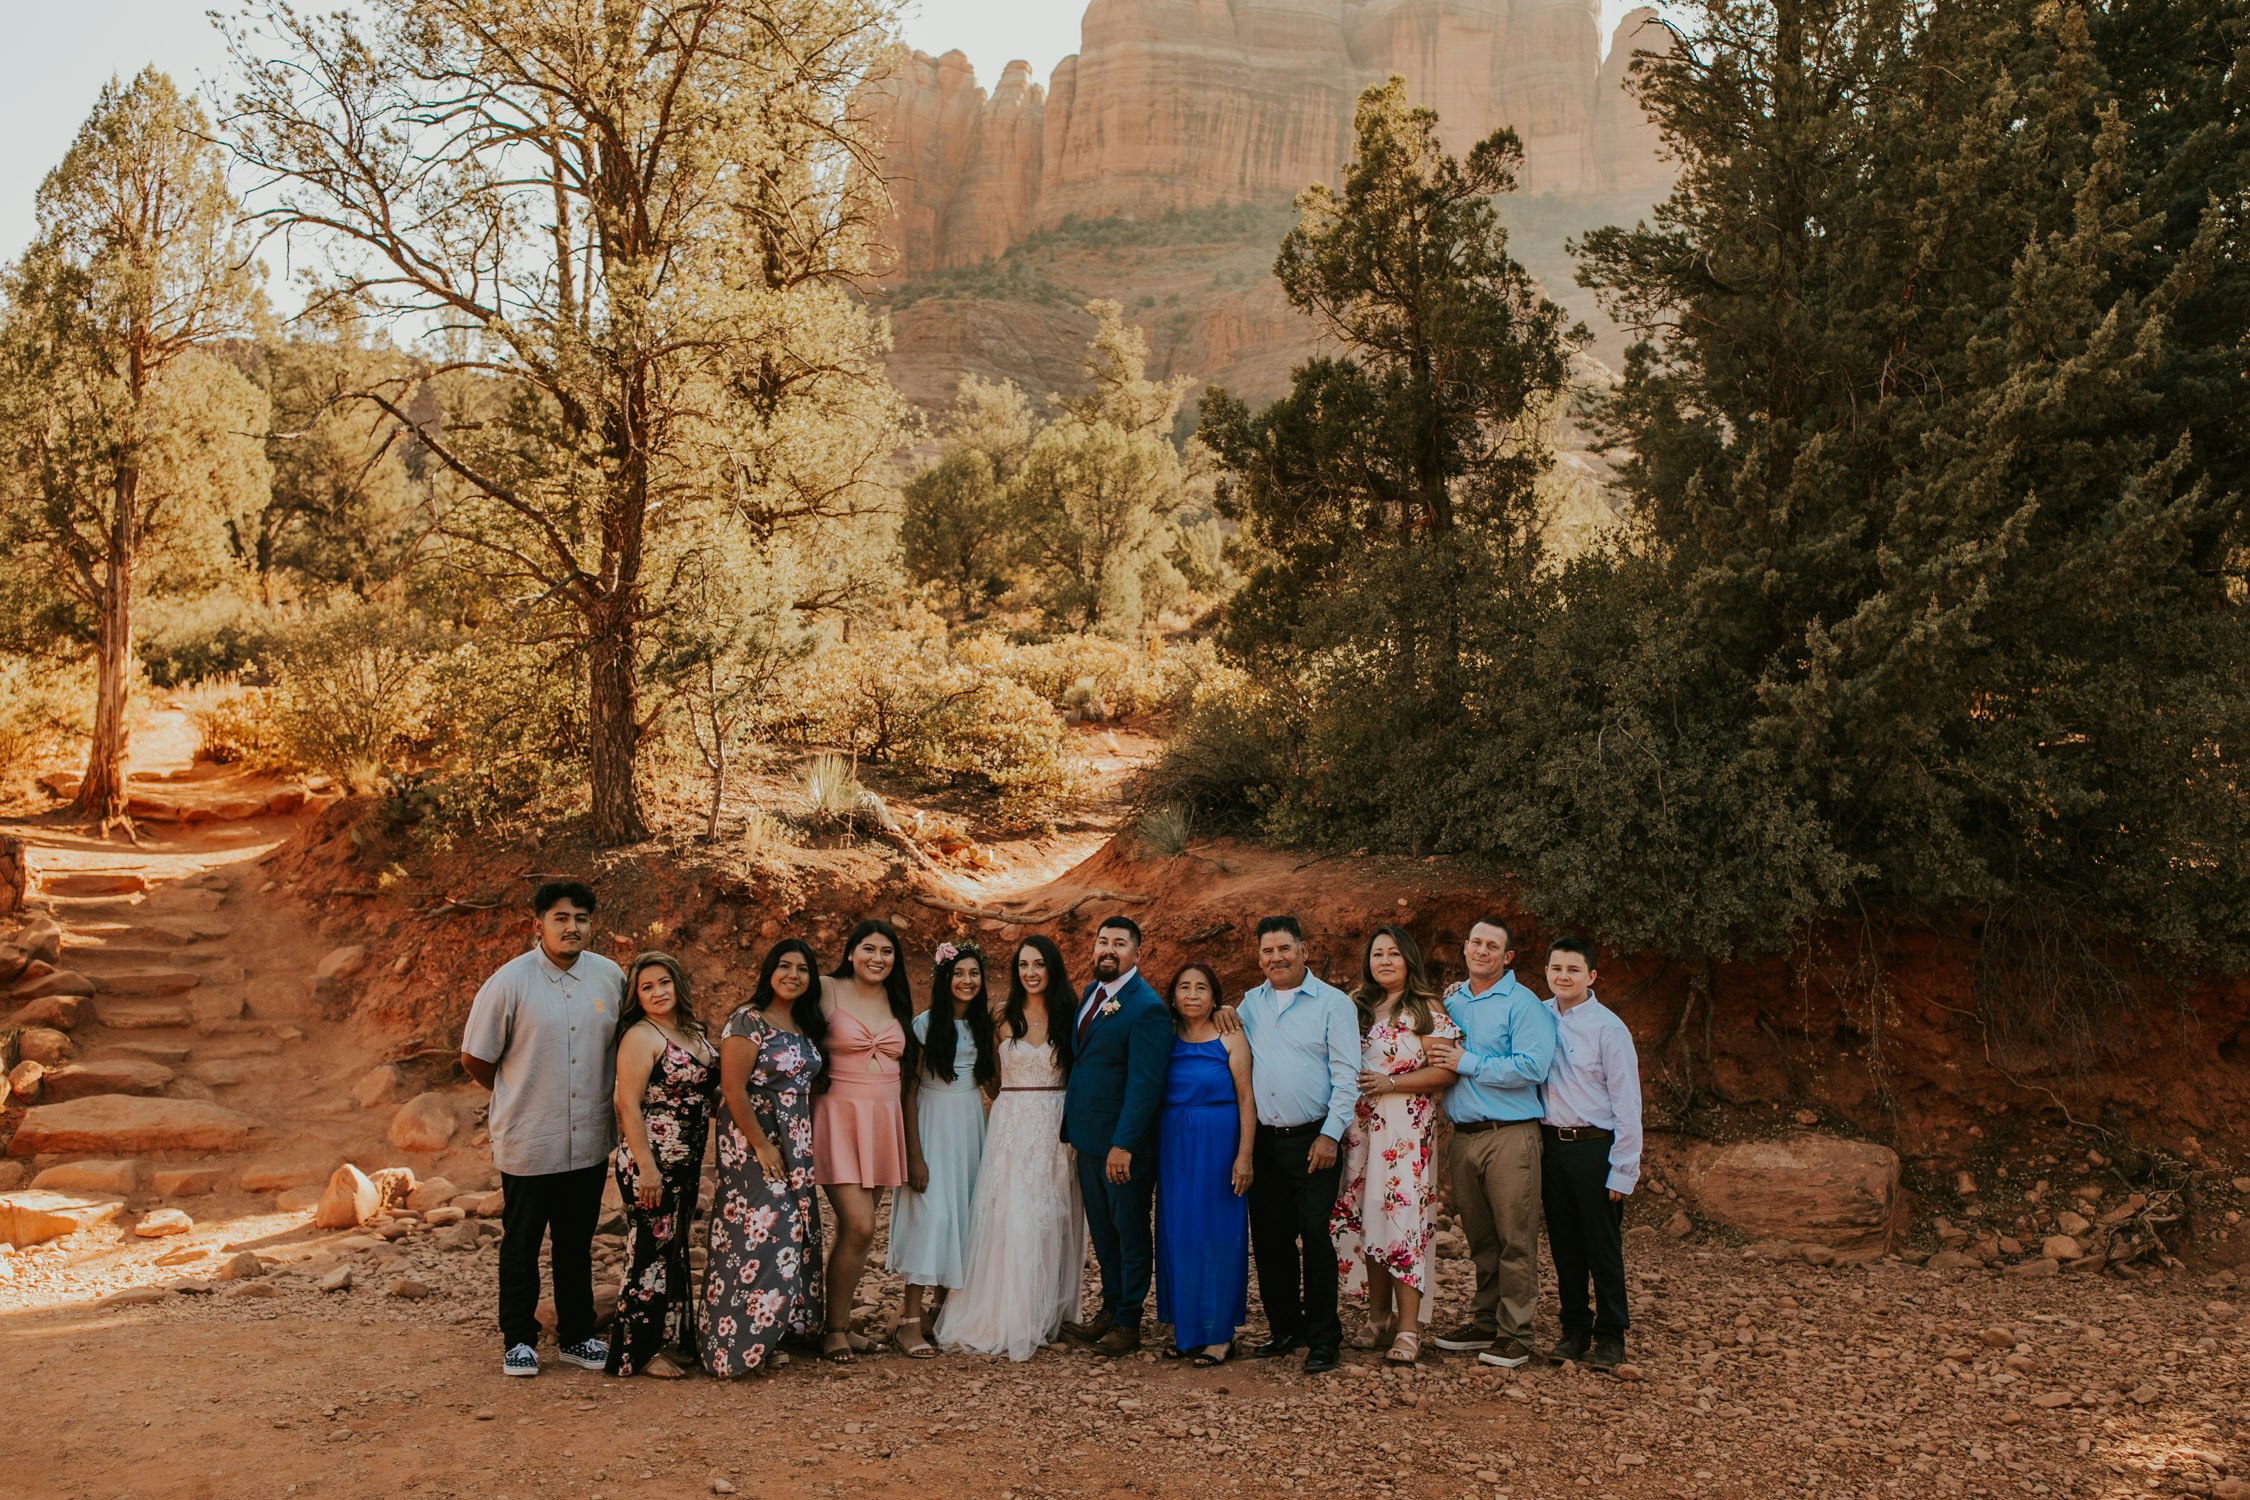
[811,917,917,1362]
[1332,924,1460,1366]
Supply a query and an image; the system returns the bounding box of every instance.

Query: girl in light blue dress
[888,940,999,1356]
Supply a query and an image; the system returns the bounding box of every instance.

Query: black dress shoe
[1250,1333,1306,1359]
[1586,1335,1626,1373]
[1302,1344,1341,1374]
[1546,1332,1592,1365]
[1061,1316,1112,1343]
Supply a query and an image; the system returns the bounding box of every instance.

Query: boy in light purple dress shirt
[1537,936,1642,1373]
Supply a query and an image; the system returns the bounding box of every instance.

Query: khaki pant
[1448,1120,1543,1342]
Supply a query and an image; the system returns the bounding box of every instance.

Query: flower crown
[933,939,984,970]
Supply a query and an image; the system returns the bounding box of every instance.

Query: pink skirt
[813,1072,908,1187]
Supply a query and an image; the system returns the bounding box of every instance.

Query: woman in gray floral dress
[702,939,826,1376]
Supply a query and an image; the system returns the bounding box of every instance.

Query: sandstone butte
[857,0,1677,278]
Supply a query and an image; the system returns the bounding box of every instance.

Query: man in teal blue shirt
[1426,916,1556,1366]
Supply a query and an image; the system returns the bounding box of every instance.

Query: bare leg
[823,1184,879,1345]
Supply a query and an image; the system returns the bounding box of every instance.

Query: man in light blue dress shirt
[1232,914,1359,1373]
[1425,916,1556,1366]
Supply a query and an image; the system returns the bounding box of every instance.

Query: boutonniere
[1099,998,1122,1018]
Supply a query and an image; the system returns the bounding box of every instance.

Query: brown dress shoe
[1061,1315,1112,1343]
[1094,1325,1143,1357]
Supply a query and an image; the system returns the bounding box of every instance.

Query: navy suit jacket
[1060,971,1172,1159]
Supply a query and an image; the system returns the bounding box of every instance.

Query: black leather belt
[1452,1118,1538,1136]
[1542,1124,1613,1143]
[1261,1119,1325,1137]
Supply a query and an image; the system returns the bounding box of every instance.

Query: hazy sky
[1,1,1641,261]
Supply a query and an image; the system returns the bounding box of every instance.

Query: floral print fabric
[701,1007,824,1376]
[1332,1008,1463,1303]
[605,1034,716,1375]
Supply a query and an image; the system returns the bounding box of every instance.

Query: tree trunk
[76,528,135,828]
[586,606,648,845]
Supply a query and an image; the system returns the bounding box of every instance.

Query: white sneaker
[503,1343,539,1377]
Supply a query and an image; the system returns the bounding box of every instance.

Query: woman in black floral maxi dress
[703,938,826,1377]
[605,953,717,1377]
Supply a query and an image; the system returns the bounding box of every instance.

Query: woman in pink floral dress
[702,940,825,1377]
[1331,925,1460,1365]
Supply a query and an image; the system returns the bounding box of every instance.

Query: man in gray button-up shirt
[460,881,624,1377]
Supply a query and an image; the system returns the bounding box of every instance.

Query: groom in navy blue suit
[1060,914,1172,1355]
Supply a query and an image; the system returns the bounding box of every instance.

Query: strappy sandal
[847,1330,881,1355]
[1191,1341,1233,1367]
[821,1331,857,1364]
[1385,1330,1421,1366]
[894,1318,937,1359]
[1352,1317,1395,1351]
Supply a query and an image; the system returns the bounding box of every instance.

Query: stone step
[10,969,96,1000]
[105,1040,192,1064]
[8,1094,260,1156]
[62,942,232,967]
[91,999,197,1030]
[88,969,203,998]
[41,1057,177,1101]
[38,871,153,898]
[28,1158,141,1194]
[0,1190,125,1248]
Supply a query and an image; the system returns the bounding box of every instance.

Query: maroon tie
[1076,985,1105,1046]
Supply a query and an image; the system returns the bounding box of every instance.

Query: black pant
[1541,1130,1629,1342]
[1077,1147,1158,1327]
[1247,1121,1344,1349]
[498,1163,607,1350]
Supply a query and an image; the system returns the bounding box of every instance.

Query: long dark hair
[925,943,1001,1093]
[618,952,709,1046]
[824,917,920,1082]
[1165,962,1226,1033]
[1001,934,1074,1075]
[743,938,824,1042]
[1351,924,1444,1035]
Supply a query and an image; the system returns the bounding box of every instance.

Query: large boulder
[4,994,87,1031]
[313,1164,382,1229]
[15,1027,75,1066]
[8,1095,259,1156]
[387,1093,457,1153]
[1679,1132,1906,1261]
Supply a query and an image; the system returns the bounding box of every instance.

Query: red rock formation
[861,0,1674,279]
[1594,7,1676,195]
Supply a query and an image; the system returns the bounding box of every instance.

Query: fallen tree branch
[911,888,1150,926]
[416,896,503,920]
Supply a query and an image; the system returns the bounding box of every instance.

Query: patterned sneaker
[502,1343,539,1377]
[555,1336,608,1370]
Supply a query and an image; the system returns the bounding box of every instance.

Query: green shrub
[266,603,434,791]
[1142,663,1299,831]
[139,592,274,687]
[0,654,90,795]
[913,673,1084,832]
[177,678,300,772]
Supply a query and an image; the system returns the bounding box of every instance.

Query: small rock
[470,1189,505,1218]
[435,1222,480,1251]
[711,1481,737,1496]
[2029,1391,2072,1409]
[215,1250,267,1281]
[15,1027,73,1066]
[1978,1326,2018,1348]
[96,1286,171,1309]
[223,1280,284,1300]
[1955,1171,1978,1196]
[387,1094,457,1154]
[276,1186,323,1213]
[238,1161,329,1193]
[154,1246,207,1266]
[1662,1211,1692,1239]
[318,1266,354,1293]
[405,1176,459,1213]
[2055,1209,2091,1237]
[2006,1257,2060,1279]
[424,1205,467,1226]
[2040,1234,2082,1261]
[134,1208,194,1238]
[6,1060,44,1104]
[387,1277,433,1300]
[2127,1383,2158,1405]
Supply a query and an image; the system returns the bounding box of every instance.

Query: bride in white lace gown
[936,938,1084,1361]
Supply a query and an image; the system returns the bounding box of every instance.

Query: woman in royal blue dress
[1153,961,1254,1365]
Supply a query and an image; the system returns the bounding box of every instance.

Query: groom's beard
[1093,955,1120,980]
